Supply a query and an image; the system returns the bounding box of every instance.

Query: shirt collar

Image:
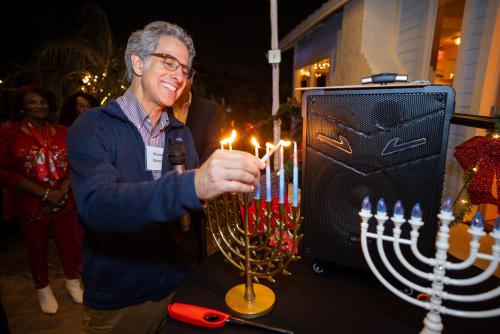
[118,88,170,131]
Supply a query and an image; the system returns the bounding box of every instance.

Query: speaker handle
[361,73,408,85]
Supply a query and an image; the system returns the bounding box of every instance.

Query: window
[429,0,466,86]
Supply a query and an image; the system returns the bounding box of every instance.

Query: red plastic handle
[167,302,230,328]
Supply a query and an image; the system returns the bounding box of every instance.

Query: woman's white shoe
[65,278,84,304]
[36,285,59,314]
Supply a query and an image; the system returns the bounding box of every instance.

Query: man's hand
[194,149,265,200]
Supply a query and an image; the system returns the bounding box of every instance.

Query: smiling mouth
[160,81,177,92]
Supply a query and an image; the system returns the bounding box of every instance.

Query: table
[164,252,499,334]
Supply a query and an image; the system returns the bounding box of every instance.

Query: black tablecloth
[164,252,499,334]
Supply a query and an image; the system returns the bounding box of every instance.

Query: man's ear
[131,54,143,76]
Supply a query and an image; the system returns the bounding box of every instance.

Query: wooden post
[270,0,281,171]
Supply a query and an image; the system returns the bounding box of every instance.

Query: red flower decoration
[454,136,499,213]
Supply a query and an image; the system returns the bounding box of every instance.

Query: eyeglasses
[150,53,195,79]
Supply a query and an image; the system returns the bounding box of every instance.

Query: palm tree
[4,2,126,116]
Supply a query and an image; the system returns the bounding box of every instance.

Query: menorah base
[225,283,275,319]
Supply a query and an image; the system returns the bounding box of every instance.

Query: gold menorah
[205,192,302,318]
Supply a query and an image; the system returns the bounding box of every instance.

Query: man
[172,79,223,163]
[172,80,224,261]
[67,21,264,334]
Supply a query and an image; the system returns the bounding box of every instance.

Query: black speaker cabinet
[301,84,455,271]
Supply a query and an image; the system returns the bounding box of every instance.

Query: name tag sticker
[145,145,164,171]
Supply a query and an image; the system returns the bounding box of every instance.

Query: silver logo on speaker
[317,133,353,154]
[381,137,427,156]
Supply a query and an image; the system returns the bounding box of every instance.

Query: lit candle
[219,131,235,150]
[279,140,291,204]
[251,137,261,200]
[228,129,236,151]
[292,141,298,206]
[265,143,273,201]
[260,139,283,163]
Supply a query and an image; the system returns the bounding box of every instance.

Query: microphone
[169,138,191,232]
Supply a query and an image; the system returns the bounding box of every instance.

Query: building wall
[396,0,428,81]
[361,0,406,76]
[295,13,342,69]
[331,0,371,84]
[333,0,415,84]
[454,0,489,115]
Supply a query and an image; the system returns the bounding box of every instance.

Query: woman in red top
[0,85,83,314]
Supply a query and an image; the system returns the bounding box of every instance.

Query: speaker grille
[301,86,455,270]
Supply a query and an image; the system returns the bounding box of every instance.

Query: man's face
[140,36,190,109]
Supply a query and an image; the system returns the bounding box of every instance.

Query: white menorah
[359,196,500,334]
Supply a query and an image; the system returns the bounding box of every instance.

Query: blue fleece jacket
[67,101,203,309]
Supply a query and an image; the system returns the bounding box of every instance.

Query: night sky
[0,0,327,87]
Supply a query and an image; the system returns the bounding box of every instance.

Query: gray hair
[124,21,196,83]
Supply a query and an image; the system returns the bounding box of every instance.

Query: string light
[79,71,127,103]
[300,69,310,77]
[312,59,330,71]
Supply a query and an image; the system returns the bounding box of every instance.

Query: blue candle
[279,143,285,204]
[279,170,285,204]
[255,172,261,200]
[265,144,272,201]
[471,212,485,229]
[292,141,298,206]
[251,138,261,199]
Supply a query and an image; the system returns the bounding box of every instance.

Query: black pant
[0,295,10,334]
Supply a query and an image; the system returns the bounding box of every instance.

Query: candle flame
[251,137,260,148]
[220,130,237,146]
[224,130,236,149]
[229,130,237,142]
[281,140,291,147]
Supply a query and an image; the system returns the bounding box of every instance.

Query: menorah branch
[360,215,430,311]
[374,222,432,295]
